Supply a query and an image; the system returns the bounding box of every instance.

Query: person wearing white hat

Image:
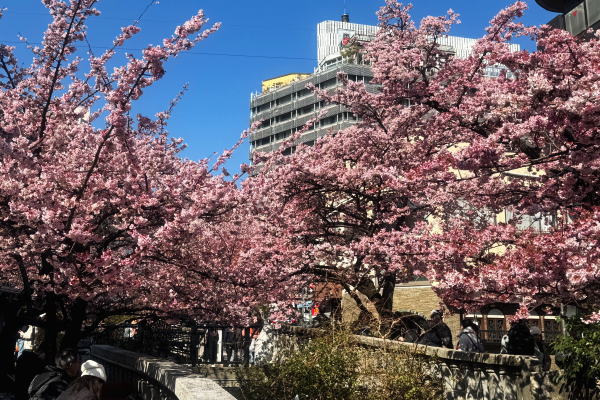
[56,360,106,400]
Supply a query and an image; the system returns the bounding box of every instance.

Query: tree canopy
[0,0,293,361]
[245,0,600,323]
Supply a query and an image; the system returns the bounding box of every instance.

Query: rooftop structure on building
[536,0,600,35]
[249,15,518,160]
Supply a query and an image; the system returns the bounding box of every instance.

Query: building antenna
[341,0,350,23]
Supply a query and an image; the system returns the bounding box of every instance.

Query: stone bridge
[91,326,568,400]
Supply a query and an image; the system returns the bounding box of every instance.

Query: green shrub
[237,330,443,400]
[553,316,600,400]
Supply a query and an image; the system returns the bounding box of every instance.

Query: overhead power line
[0,40,316,61]
[0,10,313,32]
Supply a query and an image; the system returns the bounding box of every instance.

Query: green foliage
[552,316,600,400]
[237,331,443,400]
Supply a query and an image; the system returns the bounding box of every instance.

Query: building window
[275,130,292,141]
[282,146,296,156]
[276,94,292,106]
[298,104,315,116]
[319,78,337,90]
[527,311,541,332]
[543,318,562,342]
[319,115,338,127]
[255,136,272,147]
[275,112,292,123]
[297,88,312,98]
[256,103,270,113]
[485,308,506,343]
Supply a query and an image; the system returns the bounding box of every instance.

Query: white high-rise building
[248,15,518,159]
[316,17,379,66]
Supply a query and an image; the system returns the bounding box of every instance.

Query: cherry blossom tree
[0,0,284,371]
[246,0,600,326]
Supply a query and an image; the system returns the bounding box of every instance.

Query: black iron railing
[478,329,562,344]
[95,322,262,366]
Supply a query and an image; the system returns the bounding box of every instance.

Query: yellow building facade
[261,73,311,93]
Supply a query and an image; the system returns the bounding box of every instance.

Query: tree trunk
[39,292,58,363]
[380,272,396,313]
[60,298,87,351]
[0,297,19,391]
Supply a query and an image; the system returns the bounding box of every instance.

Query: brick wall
[342,281,461,342]
[393,283,461,340]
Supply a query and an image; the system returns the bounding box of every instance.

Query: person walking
[202,328,219,363]
[503,319,536,356]
[530,326,551,370]
[56,360,106,400]
[28,349,80,400]
[456,319,485,353]
[418,310,453,349]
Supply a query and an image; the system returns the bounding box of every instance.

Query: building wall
[341,281,461,341]
[261,73,310,93]
[249,63,373,158]
[393,282,461,338]
[545,0,600,35]
[316,20,516,65]
[317,20,378,65]
[250,20,518,161]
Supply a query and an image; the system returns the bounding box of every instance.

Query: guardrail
[96,322,262,367]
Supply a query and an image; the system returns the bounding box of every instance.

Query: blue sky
[0,1,556,173]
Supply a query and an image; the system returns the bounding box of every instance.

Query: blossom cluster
[242,0,600,321]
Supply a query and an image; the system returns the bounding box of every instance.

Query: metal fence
[479,329,562,344]
[95,321,262,367]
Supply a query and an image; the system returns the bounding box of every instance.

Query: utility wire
[0,10,313,32]
[0,40,316,60]
[133,0,158,25]
[2,2,316,61]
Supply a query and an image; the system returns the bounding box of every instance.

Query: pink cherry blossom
[243,1,600,322]
[0,0,286,360]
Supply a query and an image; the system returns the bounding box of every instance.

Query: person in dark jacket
[56,360,106,400]
[202,328,219,363]
[457,319,485,353]
[530,326,551,370]
[223,327,241,363]
[418,310,453,349]
[14,350,45,400]
[505,319,536,356]
[28,349,80,400]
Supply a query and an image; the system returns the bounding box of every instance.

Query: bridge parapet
[90,345,237,400]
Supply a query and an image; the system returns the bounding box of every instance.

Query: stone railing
[279,326,567,400]
[91,327,568,400]
[90,345,239,400]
